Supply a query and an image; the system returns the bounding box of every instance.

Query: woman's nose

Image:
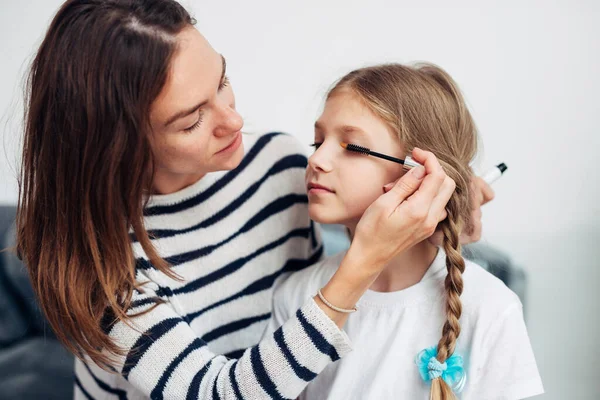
[213,101,244,137]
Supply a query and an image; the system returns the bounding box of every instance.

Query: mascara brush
[341,142,509,186]
[340,142,422,171]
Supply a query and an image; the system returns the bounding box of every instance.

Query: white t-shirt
[265,248,544,400]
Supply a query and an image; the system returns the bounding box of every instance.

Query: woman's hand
[350,148,455,272]
[316,148,455,326]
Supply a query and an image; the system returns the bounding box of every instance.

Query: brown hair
[329,63,477,399]
[16,0,193,368]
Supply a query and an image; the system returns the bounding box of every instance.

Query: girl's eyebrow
[314,122,370,144]
[339,125,366,135]
[314,122,366,135]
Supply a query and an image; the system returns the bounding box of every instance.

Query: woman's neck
[151,169,206,195]
[347,223,439,293]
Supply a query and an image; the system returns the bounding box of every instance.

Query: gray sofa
[0,206,526,400]
[0,206,74,400]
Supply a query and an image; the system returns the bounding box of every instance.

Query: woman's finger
[405,148,446,205]
[415,176,454,239]
[379,165,426,211]
[383,179,398,193]
[474,176,495,205]
[428,176,455,223]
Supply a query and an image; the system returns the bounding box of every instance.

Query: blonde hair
[329,63,478,399]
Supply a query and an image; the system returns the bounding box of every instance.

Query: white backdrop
[1,1,599,398]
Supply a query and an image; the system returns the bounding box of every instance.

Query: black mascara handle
[369,150,406,165]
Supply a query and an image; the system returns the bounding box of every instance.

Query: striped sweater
[74,132,353,399]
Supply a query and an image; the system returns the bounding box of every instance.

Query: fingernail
[411,166,425,179]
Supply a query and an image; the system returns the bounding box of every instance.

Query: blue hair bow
[415,346,466,393]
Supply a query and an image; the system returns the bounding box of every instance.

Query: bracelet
[317,289,358,313]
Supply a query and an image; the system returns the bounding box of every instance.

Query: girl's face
[149,27,244,193]
[306,89,406,231]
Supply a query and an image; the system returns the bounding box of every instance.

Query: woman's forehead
[151,27,221,126]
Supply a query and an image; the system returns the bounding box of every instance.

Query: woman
[16,0,487,398]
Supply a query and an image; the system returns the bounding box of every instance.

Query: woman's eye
[184,119,201,133]
[309,142,323,150]
[184,112,204,133]
[218,76,230,91]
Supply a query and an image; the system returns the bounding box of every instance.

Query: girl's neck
[347,224,439,293]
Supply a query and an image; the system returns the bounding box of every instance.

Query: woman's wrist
[341,240,389,282]
[346,231,395,270]
[314,247,385,328]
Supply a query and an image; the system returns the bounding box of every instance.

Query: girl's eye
[184,112,204,133]
[309,142,323,150]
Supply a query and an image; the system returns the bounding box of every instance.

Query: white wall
[1,1,599,398]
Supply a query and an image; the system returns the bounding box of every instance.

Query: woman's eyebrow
[219,54,227,84]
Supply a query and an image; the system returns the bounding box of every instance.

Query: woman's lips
[216,131,242,155]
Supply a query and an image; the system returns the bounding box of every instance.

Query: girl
[267,64,544,399]
[15,1,462,399]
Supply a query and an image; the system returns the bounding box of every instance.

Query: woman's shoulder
[240,132,309,197]
[242,132,309,161]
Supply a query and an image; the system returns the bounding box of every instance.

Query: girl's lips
[308,188,333,195]
[307,183,335,194]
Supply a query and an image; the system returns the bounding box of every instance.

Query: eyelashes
[184,76,230,133]
[309,142,322,150]
[219,76,230,90]
[184,111,204,133]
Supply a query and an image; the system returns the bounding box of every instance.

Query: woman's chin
[219,143,245,171]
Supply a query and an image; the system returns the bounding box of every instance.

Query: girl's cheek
[345,184,382,211]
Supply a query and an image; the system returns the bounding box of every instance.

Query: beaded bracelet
[317,289,358,313]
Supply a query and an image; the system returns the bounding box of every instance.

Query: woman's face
[149,27,244,194]
[305,89,406,232]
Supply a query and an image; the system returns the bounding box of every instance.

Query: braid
[436,207,465,361]
[430,205,466,400]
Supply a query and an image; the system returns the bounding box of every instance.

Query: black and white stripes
[74,132,352,400]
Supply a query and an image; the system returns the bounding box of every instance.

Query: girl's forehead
[317,94,393,143]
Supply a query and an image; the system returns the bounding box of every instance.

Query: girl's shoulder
[272,251,345,311]
[460,259,523,320]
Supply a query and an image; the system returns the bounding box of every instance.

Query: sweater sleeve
[102,283,352,400]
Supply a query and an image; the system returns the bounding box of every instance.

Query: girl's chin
[309,215,339,225]
[309,197,372,223]
[308,207,341,225]
[308,208,358,227]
